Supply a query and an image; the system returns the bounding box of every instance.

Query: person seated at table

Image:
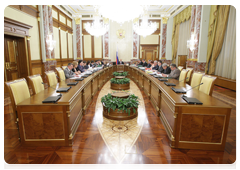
[160,63,171,74]
[83,61,89,69]
[90,60,95,67]
[147,60,152,68]
[152,60,159,70]
[72,61,81,75]
[162,63,181,80]
[157,60,164,73]
[142,59,148,67]
[118,59,124,64]
[137,59,143,66]
[77,60,85,73]
[64,63,78,79]
[149,60,154,69]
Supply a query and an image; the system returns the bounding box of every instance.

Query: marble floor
[95,81,146,163]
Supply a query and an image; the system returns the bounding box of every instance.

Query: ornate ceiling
[63,5,182,18]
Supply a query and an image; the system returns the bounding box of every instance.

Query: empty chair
[55,67,66,82]
[45,71,58,87]
[62,66,67,70]
[190,72,205,90]
[28,74,45,95]
[178,66,183,71]
[5,78,30,122]
[186,67,194,84]
[199,75,217,96]
[178,69,189,83]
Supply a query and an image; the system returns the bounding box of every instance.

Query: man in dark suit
[142,59,147,67]
[152,60,159,70]
[157,60,164,73]
[146,60,152,68]
[119,59,124,64]
[162,64,180,80]
[138,59,143,66]
[161,63,171,74]
[77,60,85,73]
[64,63,77,79]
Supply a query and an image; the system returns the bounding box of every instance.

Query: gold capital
[48,5,52,8]
[162,17,168,24]
[75,18,81,25]
[26,36,31,40]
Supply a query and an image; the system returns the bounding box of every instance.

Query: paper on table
[69,76,81,79]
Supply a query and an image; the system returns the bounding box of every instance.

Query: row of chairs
[178,66,217,96]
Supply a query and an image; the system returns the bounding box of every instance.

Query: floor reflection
[95,81,146,163]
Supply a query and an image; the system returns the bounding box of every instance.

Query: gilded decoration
[162,17,168,24]
[116,29,125,39]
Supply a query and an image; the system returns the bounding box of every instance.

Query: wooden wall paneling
[67,32,69,59]
[9,5,39,18]
[31,60,43,76]
[26,38,33,75]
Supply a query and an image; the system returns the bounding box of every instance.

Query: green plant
[101,93,139,115]
[110,78,130,84]
[113,71,128,76]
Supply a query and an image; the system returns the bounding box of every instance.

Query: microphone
[41,82,62,96]
[179,77,188,83]
[184,83,203,93]
[172,82,203,94]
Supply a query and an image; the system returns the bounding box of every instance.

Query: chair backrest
[178,66,183,71]
[186,67,194,83]
[199,75,217,96]
[55,67,65,82]
[45,71,58,86]
[62,66,67,70]
[28,74,44,95]
[178,69,189,83]
[5,78,30,121]
[190,72,205,90]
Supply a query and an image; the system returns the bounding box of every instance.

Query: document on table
[70,76,81,79]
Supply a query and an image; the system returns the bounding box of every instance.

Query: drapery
[172,6,192,63]
[176,19,191,64]
[205,5,218,73]
[208,5,230,74]
[215,6,236,79]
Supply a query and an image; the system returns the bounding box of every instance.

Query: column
[75,17,81,59]
[161,17,168,59]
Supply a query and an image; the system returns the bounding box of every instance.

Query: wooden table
[17,65,231,151]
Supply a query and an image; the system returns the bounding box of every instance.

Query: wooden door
[146,50,153,61]
[4,35,28,82]
[178,55,187,69]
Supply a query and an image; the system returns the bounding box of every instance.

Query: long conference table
[17,65,231,151]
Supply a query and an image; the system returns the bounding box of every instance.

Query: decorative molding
[162,17,168,24]
[75,18,81,25]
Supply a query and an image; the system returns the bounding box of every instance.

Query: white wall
[109,21,133,61]
[198,5,211,62]
[165,17,173,60]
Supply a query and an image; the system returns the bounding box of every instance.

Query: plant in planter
[101,93,139,116]
[110,78,130,84]
[113,71,128,76]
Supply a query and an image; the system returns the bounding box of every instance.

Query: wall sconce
[187,33,197,51]
[46,34,56,51]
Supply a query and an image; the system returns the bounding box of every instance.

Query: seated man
[83,61,88,69]
[161,63,171,74]
[152,60,159,70]
[162,63,181,80]
[157,60,164,73]
[142,59,148,67]
[118,59,124,64]
[137,59,143,66]
[147,60,152,68]
[64,63,77,79]
[77,60,85,73]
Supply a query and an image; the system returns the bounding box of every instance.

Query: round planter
[102,103,138,120]
[114,76,126,79]
[111,92,129,98]
[110,83,130,90]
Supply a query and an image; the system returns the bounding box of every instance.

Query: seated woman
[72,61,81,75]
[149,60,154,69]
[83,61,89,69]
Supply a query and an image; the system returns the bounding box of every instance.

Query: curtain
[172,5,192,63]
[208,5,230,74]
[205,5,218,73]
[215,6,236,79]
[176,19,191,64]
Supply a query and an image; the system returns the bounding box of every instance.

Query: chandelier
[187,33,197,51]
[133,14,157,38]
[46,34,56,51]
[95,5,146,24]
[84,15,109,37]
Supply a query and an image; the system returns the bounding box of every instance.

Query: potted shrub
[101,93,139,120]
[110,78,130,90]
[113,71,128,78]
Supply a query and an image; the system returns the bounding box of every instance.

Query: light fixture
[46,34,56,51]
[84,15,109,37]
[95,5,147,24]
[133,14,157,38]
[187,33,197,51]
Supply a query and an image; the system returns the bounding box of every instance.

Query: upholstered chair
[190,72,205,90]
[5,78,30,123]
[28,74,45,95]
[199,75,217,96]
[186,67,194,84]
[178,69,189,83]
[55,67,66,82]
[45,71,58,87]
[178,66,183,71]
